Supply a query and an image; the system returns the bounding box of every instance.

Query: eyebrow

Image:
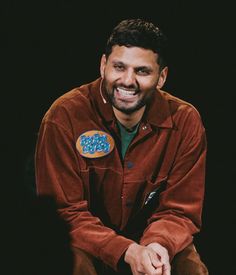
[112,61,153,71]
[112,61,125,66]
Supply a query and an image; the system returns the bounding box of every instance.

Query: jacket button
[127,161,134,169]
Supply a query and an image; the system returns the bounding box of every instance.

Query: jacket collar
[91,78,173,129]
[145,88,173,128]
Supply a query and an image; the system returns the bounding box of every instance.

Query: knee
[72,247,98,275]
[171,244,209,275]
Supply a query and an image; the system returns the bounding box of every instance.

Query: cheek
[139,79,158,91]
[104,69,118,84]
[104,74,117,91]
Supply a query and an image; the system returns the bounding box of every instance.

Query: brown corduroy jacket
[35,78,207,270]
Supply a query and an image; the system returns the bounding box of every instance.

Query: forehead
[107,45,159,68]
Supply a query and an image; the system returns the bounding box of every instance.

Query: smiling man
[35,19,208,275]
[101,45,166,113]
[100,45,167,134]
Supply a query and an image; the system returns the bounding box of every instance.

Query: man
[35,19,208,275]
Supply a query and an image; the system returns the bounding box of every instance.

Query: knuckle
[141,248,147,256]
[154,267,163,275]
[136,266,143,273]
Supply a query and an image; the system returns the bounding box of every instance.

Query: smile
[116,87,137,99]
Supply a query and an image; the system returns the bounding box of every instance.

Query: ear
[156,66,168,89]
[100,54,107,79]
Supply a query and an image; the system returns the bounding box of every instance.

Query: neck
[113,106,146,130]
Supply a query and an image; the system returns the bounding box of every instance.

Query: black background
[2,0,235,274]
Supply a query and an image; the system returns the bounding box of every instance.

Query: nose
[121,69,136,87]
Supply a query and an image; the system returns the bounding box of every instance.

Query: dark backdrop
[2,0,235,274]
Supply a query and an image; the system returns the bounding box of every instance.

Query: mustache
[114,84,140,92]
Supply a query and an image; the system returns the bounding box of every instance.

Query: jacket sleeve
[35,113,133,270]
[139,107,207,261]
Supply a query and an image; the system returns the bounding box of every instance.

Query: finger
[148,251,163,269]
[131,266,145,275]
[158,254,170,275]
[141,252,159,275]
[154,266,163,275]
[144,267,162,275]
[162,262,171,275]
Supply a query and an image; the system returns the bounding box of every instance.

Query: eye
[136,68,150,75]
[114,64,125,71]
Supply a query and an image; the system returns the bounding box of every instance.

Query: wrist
[124,243,138,264]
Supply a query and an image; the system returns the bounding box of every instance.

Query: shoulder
[42,80,98,124]
[158,90,205,137]
[160,90,203,124]
[160,90,201,117]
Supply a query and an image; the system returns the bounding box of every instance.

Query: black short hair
[105,19,168,71]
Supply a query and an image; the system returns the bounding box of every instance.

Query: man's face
[100,45,167,114]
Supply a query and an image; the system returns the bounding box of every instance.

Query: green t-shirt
[117,121,139,159]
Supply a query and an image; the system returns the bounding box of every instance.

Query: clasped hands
[124,242,171,275]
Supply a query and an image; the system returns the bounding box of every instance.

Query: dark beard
[103,82,155,115]
[109,92,154,114]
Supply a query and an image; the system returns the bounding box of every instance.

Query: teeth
[117,87,136,96]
